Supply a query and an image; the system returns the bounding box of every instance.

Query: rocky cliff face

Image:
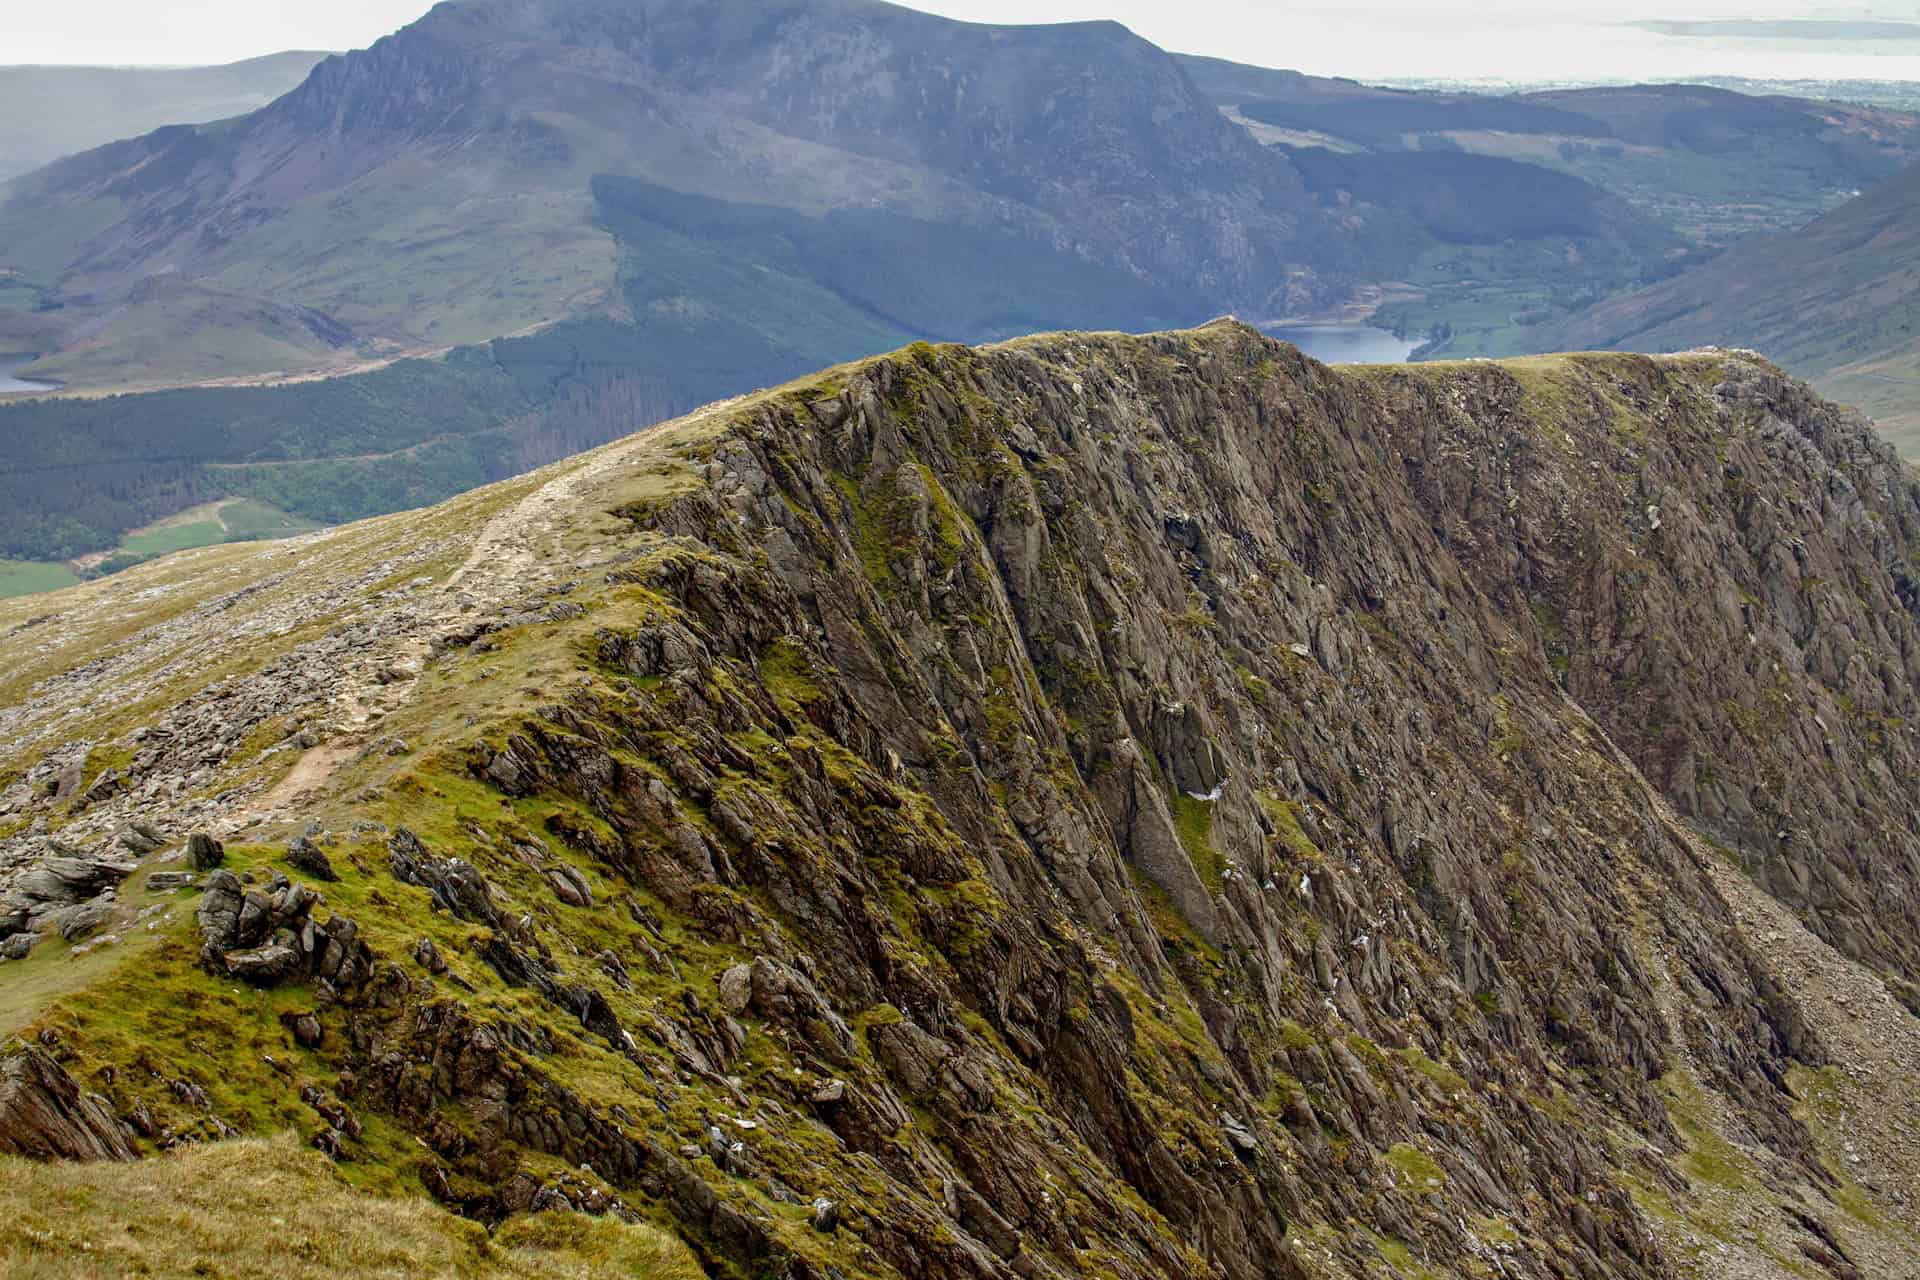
[3,323,1919,1279]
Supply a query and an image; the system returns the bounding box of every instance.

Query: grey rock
[115,822,166,854]
[187,831,225,871]
[717,963,753,1014]
[1221,1115,1260,1155]
[286,835,338,882]
[223,943,299,984]
[546,864,592,908]
[48,762,82,803]
[413,936,448,974]
[388,829,498,925]
[944,1179,1022,1259]
[195,870,246,954]
[53,896,114,942]
[13,856,136,905]
[0,1043,137,1160]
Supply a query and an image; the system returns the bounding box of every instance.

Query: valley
[9,0,1920,573]
[1260,324,1419,364]
[0,499,321,602]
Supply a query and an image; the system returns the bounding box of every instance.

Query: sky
[14,0,1920,82]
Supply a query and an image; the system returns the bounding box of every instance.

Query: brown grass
[0,1135,703,1279]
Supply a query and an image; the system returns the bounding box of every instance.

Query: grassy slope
[0,1134,701,1279]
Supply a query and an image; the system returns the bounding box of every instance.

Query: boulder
[52,895,114,942]
[284,1012,324,1048]
[716,963,754,1014]
[413,937,449,975]
[114,822,166,854]
[12,856,136,905]
[196,870,246,953]
[0,1043,137,1160]
[73,768,126,812]
[223,943,299,984]
[286,835,338,883]
[546,864,593,908]
[187,831,225,871]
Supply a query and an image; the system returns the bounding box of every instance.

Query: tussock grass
[0,1134,703,1279]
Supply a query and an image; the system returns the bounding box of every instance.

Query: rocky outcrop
[0,850,138,957]
[0,1043,137,1161]
[196,869,373,990]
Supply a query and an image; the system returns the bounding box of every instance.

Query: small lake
[0,354,59,394]
[1264,324,1419,365]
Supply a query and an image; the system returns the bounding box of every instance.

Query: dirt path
[449,390,749,596]
[257,741,358,812]
[251,392,750,813]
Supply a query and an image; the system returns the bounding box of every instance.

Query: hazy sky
[13,0,1920,81]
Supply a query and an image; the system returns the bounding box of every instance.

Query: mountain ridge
[0,0,1331,390]
[1527,162,1920,449]
[4,323,1920,1278]
[0,51,327,183]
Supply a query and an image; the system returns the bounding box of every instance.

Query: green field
[0,560,80,599]
[118,520,228,558]
[0,499,323,600]
[218,497,320,539]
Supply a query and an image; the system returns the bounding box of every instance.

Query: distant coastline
[1631,19,1920,42]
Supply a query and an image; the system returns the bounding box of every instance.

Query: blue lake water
[0,356,57,394]
[1264,324,1419,365]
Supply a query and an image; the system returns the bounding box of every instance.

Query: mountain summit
[0,0,1334,389]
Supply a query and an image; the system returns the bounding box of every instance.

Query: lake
[0,355,58,394]
[1264,324,1419,365]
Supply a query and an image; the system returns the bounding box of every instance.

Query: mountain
[1177,55,1920,358]
[0,52,327,183]
[0,0,1335,393]
[1528,161,1920,452]
[0,0,1698,573]
[5,323,1920,1279]
[1180,55,1920,248]
[0,0,1696,397]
